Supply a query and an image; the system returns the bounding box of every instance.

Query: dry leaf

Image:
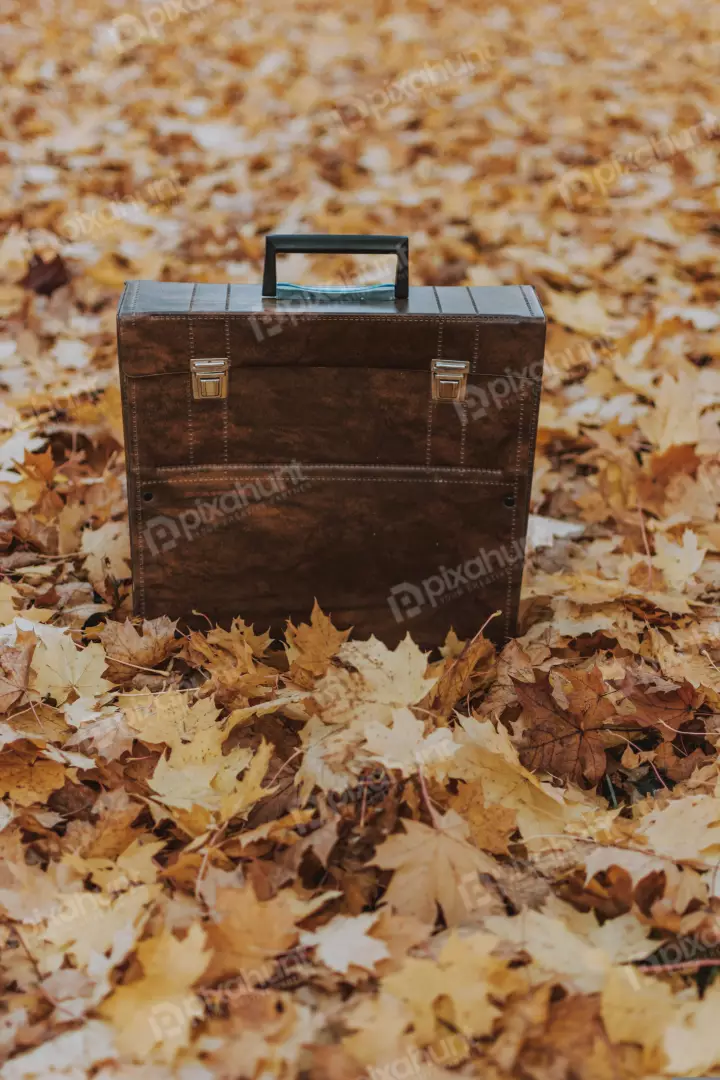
[301,913,389,974]
[0,2,719,1074]
[100,923,210,1063]
[285,600,350,687]
[98,617,178,684]
[0,630,35,713]
[372,812,498,926]
[31,632,111,704]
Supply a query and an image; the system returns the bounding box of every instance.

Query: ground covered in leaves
[1,0,720,1076]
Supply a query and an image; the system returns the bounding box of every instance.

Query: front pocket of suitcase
[429,372,537,472]
[218,367,430,467]
[132,466,527,646]
[130,368,535,473]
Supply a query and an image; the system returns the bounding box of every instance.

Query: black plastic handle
[262,234,409,299]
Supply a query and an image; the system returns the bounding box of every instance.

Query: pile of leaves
[1,0,720,1075]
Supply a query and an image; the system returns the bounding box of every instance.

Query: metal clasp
[431,358,469,403]
[191,358,228,400]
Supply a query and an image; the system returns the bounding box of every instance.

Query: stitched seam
[186,285,199,466]
[124,313,528,323]
[470,320,480,376]
[426,318,443,465]
[130,380,145,617]
[425,401,434,466]
[140,477,509,486]
[519,285,534,316]
[460,319,482,467]
[129,376,140,473]
[504,384,527,640]
[150,463,503,474]
[531,380,542,454]
[459,405,467,466]
[130,280,140,317]
[223,285,231,465]
[185,382,195,466]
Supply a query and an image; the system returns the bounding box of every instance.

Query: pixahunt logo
[387,538,525,623]
[142,462,307,555]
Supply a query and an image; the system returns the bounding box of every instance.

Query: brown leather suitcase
[117,235,545,647]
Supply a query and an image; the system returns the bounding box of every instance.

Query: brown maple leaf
[515,667,618,786]
[426,628,496,722]
[0,629,36,714]
[617,668,701,742]
[285,600,350,688]
[99,616,178,685]
[21,253,70,296]
[653,743,712,782]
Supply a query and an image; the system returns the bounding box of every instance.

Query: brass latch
[431,358,469,403]
[191,358,228,400]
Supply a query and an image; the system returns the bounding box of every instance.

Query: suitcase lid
[117,234,544,379]
[118,280,544,318]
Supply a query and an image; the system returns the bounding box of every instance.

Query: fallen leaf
[0,630,35,713]
[301,913,389,974]
[100,923,210,1063]
[31,632,111,704]
[285,600,351,687]
[205,883,300,984]
[515,668,615,785]
[98,617,178,684]
[372,812,498,926]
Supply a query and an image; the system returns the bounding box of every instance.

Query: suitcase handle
[262,234,409,300]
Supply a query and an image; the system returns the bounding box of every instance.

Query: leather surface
[119,281,544,319]
[118,283,546,646]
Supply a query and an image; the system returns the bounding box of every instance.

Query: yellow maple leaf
[639,370,701,453]
[601,966,674,1052]
[206,616,273,658]
[81,521,131,595]
[0,581,52,625]
[0,752,66,807]
[219,737,275,822]
[362,706,456,777]
[285,599,350,687]
[545,288,610,336]
[300,912,389,974]
[148,735,272,825]
[382,931,515,1044]
[312,634,437,729]
[638,794,720,866]
[123,691,223,762]
[36,883,158,971]
[148,754,219,812]
[100,922,210,1063]
[653,528,707,591]
[31,632,111,705]
[372,811,498,926]
[448,780,517,854]
[663,983,720,1075]
[343,992,415,1069]
[449,714,595,842]
[205,882,300,984]
[484,901,652,994]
